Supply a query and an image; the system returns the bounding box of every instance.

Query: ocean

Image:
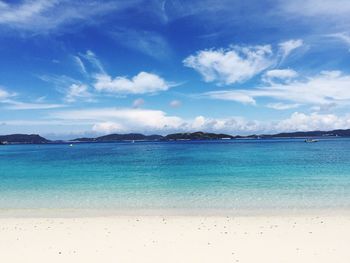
[1,138,350,212]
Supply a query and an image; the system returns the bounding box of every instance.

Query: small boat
[305,139,318,143]
[69,144,73,147]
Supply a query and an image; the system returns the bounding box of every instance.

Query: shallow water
[1,139,350,211]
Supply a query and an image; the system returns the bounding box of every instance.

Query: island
[0,129,349,145]
[0,134,49,144]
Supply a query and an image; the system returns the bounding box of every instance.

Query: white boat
[305,139,318,143]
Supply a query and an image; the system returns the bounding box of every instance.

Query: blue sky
[1,0,350,139]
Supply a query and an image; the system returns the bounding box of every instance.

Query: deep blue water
[1,139,350,211]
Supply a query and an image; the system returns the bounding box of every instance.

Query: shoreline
[1,207,349,218]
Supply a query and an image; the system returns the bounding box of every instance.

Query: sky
[1,0,350,139]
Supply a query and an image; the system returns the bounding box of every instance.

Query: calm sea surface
[1,139,350,211]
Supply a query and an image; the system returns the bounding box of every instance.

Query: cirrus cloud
[0,0,140,33]
[205,70,350,109]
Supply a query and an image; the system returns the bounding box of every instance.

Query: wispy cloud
[278,39,303,63]
[64,84,93,103]
[3,100,66,110]
[0,85,65,110]
[38,74,81,88]
[204,70,350,109]
[0,0,140,33]
[38,74,90,102]
[327,32,350,50]
[111,29,171,59]
[262,69,298,84]
[72,55,88,76]
[266,102,300,110]
[80,50,105,74]
[205,90,257,105]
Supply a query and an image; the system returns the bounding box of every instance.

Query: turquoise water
[1,139,350,211]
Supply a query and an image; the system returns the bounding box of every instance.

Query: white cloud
[0,87,11,100]
[205,70,350,107]
[42,51,174,100]
[0,0,139,33]
[169,100,182,107]
[94,72,172,94]
[50,107,264,134]
[266,102,300,110]
[275,112,350,132]
[262,69,298,84]
[184,115,265,134]
[278,39,303,62]
[51,108,184,133]
[184,41,303,85]
[132,98,145,108]
[92,122,126,134]
[65,84,92,103]
[8,104,350,135]
[183,44,274,85]
[204,90,256,105]
[76,50,176,96]
[188,112,350,134]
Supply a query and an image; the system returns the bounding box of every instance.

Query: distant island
[0,129,348,145]
[0,134,50,144]
[72,132,234,142]
[72,133,164,142]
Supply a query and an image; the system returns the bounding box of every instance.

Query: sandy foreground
[1,213,350,263]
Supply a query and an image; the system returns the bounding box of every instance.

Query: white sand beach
[1,213,350,263]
